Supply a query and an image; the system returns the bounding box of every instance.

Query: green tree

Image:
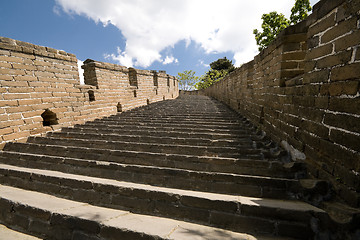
[210,57,235,72]
[196,69,228,90]
[253,0,312,51]
[290,0,312,24]
[177,70,199,91]
[195,57,235,90]
[253,11,290,51]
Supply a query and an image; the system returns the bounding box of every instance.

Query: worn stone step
[27,136,264,159]
[3,142,298,177]
[70,124,256,139]
[89,119,246,130]
[106,115,245,124]
[114,113,244,121]
[47,131,254,148]
[0,224,42,240]
[0,151,300,199]
[0,184,284,240]
[0,166,325,239]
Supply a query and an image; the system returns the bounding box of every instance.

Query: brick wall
[201,0,360,207]
[0,37,179,148]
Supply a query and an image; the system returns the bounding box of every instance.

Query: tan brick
[30,92,52,98]
[308,12,336,36]
[8,87,34,93]
[0,62,12,68]
[12,63,37,71]
[31,103,54,110]
[0,80,28,87]
[7,113,22,121]
[22,110,44,118]
[0,100,19,107]
[28,81,51,87]
[2,131,30,141]
[35,71,55,78]
[0,75,13,81]
[18,99,42,105]
[5,105,33,113]
[0,127,13,135]
[41,97,62,103]
[0,68,26,75]
[10,52,36,60]
[34,60,52,67]
[0,119,24,128]
[2,93,31,100]
[0,56,23,63]
[37,77,58,82]
[19,122,42,131]
[13,75,38,81]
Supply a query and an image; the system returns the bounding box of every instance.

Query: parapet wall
[201,0,360,206]
[0,37,179,148]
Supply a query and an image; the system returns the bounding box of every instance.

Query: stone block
[328,81,359,96]
[308,12,336,37]
[330,129,360,152]
[321,17,357,44]
[306,43,333,60]
[331,62,360,81]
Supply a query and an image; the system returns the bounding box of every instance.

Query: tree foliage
[253,12,290,51]
[177,70,199,91]
[196,57,234,90]
[290,0,312,24]
[253,0,312,51]
[196,69,229,90]
[210,57,235,72]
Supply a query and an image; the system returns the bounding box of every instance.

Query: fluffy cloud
[163,55,178,65]
[56,0,319,67]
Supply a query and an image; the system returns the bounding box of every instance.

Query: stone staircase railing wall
[199,0,360,207]
[0,37,179,148]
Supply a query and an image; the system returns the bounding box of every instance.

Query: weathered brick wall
[201,0,360,207]
[0,37,179,148]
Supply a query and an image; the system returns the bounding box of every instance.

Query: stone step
[47,131,254,148]
[0,166,325,239]
[89,118,246,129]
[27,136,264,159]
[0,224,41,240]
[106,115,245,124]
[0,184,284,240]
[0,151,300,199]
[70,124,256,139]
[114,113,244,121]
[3,142,298,178]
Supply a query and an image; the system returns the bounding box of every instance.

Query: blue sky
[0,0,319,78]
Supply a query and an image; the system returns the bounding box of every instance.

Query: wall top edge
[0,36,77,63]
[83,58,177,79]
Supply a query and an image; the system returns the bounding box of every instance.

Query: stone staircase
[0,95,341,239]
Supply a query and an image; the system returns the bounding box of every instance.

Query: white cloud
[198,60,209,68]
[163,55,178,65]
[56,0,320,68]
[77,59,84,84]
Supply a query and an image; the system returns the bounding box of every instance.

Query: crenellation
[0,39,179,147]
